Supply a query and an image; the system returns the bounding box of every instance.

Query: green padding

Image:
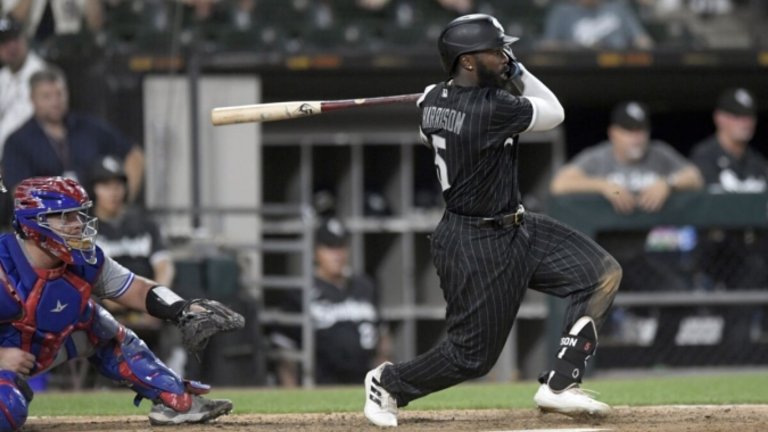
[205,256,240,300]
[172,260,207,299]
[548,192,768,237]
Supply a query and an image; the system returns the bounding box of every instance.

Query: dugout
[36,0,768,383]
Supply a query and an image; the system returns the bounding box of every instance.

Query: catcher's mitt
[176,299,245,353]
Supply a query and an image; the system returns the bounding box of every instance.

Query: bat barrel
[211,93,422,126]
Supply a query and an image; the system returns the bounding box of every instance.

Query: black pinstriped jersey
[418,82,533,217]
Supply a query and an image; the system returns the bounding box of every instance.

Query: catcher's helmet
[13,176,98,265]
[438,14,518,74]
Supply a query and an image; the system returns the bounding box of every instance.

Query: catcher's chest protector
[0,234,101,373]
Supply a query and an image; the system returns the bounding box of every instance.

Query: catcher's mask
[438,14,519,76]
[13,176,98,265]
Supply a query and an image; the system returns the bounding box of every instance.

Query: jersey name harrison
[422,106,466,135]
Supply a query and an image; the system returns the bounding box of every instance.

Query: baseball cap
[89,155,127,185]
[315,218,349,248]
[717,88,756,116]
[611,101,650,130]
[0,16,23,44]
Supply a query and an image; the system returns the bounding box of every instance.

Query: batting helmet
[438,14,518,75]
[13,177,98,266]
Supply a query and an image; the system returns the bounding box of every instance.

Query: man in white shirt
[0,16,45,152]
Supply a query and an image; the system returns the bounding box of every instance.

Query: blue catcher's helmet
[0,371,30,432]
[13,176,98,266]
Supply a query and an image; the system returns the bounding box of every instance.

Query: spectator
[550,101,705,352]
[88,155,186,375]
[435,0,474,14]
[274,218,389,386]
[691,88,766,193]
[0,16,45,152]
[689,88,768,290]
[2,0,103,45]
[541,0,654,50]
[550,101,702,214]
[1,66,144,201]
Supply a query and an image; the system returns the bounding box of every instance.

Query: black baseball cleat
[148,395,233,425]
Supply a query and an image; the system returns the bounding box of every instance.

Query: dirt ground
[22,405,768,432]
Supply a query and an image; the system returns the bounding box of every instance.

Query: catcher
[0,176,245,431]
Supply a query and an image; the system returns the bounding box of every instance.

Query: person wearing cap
[89,155,185,375]
[0,15,46,152]
[272,217,388,386]
[689,88,768,288]
[551,101,703,214]
[1,65,145,201]
[690,88,766,193]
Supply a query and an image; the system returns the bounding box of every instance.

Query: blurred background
[1,0,766,390]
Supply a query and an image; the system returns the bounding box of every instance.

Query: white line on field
[486,429,611,432]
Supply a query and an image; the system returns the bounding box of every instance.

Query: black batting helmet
[438,14,518,75]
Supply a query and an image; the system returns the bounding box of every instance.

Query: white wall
[143,75,261,246]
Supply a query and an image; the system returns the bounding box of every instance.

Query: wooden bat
[211,93,422,126]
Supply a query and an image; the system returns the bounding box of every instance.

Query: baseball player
[363,14,621,427]
[0,176,244,431]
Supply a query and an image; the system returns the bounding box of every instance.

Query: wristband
[146,285,186,321]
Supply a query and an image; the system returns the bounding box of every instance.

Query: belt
[477,205,525,229]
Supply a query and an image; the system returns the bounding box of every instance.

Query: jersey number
[431,135,451,191]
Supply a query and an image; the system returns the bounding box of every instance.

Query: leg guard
[87,304,209,413]
[542,316,598,392]
[0,371,32,432]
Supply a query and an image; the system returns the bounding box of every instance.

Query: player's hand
[0,347,36,375]
[600,182,636,214]
[638,179,671,213]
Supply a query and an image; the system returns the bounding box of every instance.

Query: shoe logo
[572,368,580,379]
[561,337,578,347]
[51,300,68,313]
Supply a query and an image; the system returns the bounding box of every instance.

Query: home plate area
[24,405,767,432]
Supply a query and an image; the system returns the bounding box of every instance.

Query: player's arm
[97,256,244,352]
[551,165,616,195]
[518,64,564,132]
[666,165,703,191]
[550,165,636,214]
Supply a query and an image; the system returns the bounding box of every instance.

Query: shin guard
[544,316,598,391]
[0,371,32,432]
[87,304,203,412]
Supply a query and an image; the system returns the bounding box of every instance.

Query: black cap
[0,17,23,44]
[89,155,127,185]
[717,88,756,116]
[315,218,349,248]
[611,101,650,130]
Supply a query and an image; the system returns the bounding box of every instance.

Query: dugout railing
[548,192,768,369]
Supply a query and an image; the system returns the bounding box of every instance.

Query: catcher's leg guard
[543,316,598,391]
[87,304,206,412]
[0,371,33,432]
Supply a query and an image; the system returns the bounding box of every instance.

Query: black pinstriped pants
[381,210,621,407]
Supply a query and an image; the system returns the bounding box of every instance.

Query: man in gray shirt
[542,0,654,50]
[550,101,702,213]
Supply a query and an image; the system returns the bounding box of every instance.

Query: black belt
[477,205,525,229]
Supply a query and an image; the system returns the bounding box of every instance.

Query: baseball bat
[211,93,422,126]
